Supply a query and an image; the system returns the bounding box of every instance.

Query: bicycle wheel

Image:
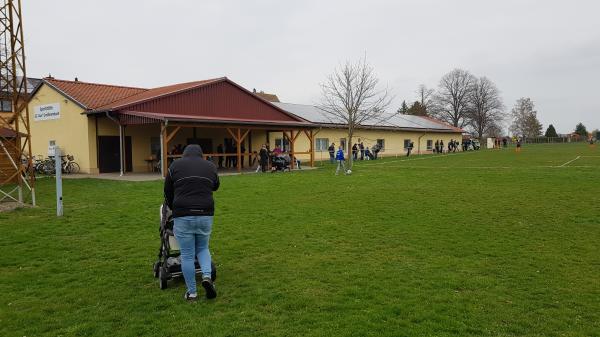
[44,161,56,175]
[68,162,80,174]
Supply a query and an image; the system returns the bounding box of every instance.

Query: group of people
[215,143,246,169]
[433,139,460,154]
[329,142,381,163]
[256,144,300,173]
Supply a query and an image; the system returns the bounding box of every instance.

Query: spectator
[328,143,336,164]
[440,140,444,154]
[359,142,365,160]
[364,147,373,160]
[406,141,414,157]
[352,143,358,160]
[434,140,439,154]
[240,144,246,168]
[216,144,224,169]
[259,144,269,172]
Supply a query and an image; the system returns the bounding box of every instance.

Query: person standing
[434,140,439,154]
[240,144,246,168]
[328,143,336,164]
[216,144,224,169]
[259,144,269,172]
[335,145,347,175]
[406,141,414,157]
[440,140,444,154]
[359,142,365,160]
[352,143,358,160]
[164,144,219,301]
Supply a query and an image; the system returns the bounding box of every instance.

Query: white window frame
[315,138,329,152]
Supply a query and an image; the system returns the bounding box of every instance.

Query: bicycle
[63,155,80,174]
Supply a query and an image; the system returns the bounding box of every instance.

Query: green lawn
[1,143,599,337]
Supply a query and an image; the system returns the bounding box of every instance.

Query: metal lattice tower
[0,0,34,206]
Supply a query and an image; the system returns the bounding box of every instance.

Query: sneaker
[184,291,198,302]
[201,277,217,299]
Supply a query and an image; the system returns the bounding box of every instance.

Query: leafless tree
[432,68,476,128]
[318,57,392,168]
[466,76,505,139]
[509,97,543,138]
[416,84,434,113]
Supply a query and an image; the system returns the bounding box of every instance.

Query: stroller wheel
[159,267,168,290]
[153,262,160,278]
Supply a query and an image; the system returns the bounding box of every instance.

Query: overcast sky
[23,0,600,133]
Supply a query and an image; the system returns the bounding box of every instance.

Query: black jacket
[164,145,220,218]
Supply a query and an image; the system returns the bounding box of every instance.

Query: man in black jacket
[164,144,220,301]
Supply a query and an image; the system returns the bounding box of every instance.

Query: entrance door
[98,136,132,173]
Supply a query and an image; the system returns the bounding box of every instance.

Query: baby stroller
[271,155,291,172]
[153,202,217,289]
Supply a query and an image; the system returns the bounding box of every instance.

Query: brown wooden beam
[289,130,295,169]
[236,128,242,172]
[165,126,181,143]
[161,123,168,177]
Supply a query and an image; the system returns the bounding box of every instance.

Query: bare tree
[416,84,434,114]
[318,57,392,168]
[509,97,543,138]
[432,68,476,128]
[466,76,505,139]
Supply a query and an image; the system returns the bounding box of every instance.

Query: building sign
[34,103,60,121]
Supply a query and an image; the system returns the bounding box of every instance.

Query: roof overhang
[89,110,314,128]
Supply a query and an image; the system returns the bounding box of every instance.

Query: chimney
[74,77,78,82]
[253,88,256,93]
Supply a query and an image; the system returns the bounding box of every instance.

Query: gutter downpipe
[106,112,124,176]
[418,128,430,155]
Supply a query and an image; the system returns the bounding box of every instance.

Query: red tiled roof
[44,78,148,109]
[96,78,224,110]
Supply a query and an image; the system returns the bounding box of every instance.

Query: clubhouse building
[26,77,463,175]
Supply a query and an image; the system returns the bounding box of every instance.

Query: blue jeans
[174,216,213,294]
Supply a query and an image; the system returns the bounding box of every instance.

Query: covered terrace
[86,77,316,176]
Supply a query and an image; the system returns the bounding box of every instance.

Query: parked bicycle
[33,154,80,175]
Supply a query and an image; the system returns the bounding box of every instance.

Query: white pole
[55,147,63,216]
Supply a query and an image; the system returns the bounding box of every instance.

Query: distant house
[252,89,280,102]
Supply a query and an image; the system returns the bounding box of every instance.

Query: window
[403,139,411,149]
[275,138,290,152]
[315,138,329,151]
[427,140,433,150]
[0,100,12,112]
[150,137,161,157]
[340,138,347,151]
[377,139,385,152]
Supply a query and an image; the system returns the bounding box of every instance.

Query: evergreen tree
[406,101,427,116]
[544,124,558,138]
[397,100,409,114]
[574,123,588,137]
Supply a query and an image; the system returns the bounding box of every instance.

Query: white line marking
[360,151,476,166]
[559,156,581,167]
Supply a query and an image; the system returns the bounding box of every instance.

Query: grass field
[1,143,599,337]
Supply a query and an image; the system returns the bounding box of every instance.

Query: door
[98,136,132,173]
